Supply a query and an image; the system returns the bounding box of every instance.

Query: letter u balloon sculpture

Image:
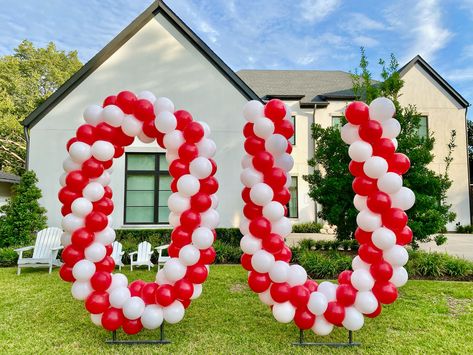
[240,97,413,335]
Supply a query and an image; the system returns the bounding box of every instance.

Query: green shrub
[213,240,241,264]
[407,250,473,278]
[292,222,322,233]
[0,247,18,267]
[299,250,352,279]
[456,224,473,234]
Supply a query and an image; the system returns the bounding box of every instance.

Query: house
[22,1,470,231]
[0,172,20,210]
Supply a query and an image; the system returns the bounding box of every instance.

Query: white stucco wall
[28,13,250,229]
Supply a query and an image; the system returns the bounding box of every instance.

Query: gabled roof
[0,172,20,184]
[22,0,260,128]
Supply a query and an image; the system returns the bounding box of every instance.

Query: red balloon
[96,122,115,142]
[372,138,395,158]
[82,158,105,179]
[76,124,96,144]
[200,176,219,195]
[129,280,146,297]
[95,256,115,272]
[133,99,155,121]
[174,279,194,300]
[264,99,286,121]
[388,153,411,174]
[116,91,137,114]
[304,280,318,293]
[156,131,166,148]
[178,143,198,162]
[274,245,292,262]
[93,197,114,215]
[294,307,316,330]
[167,243,180,257]
[290,285,310,307]
[66,171,88,193]
[370,260,393,281]
[103,95,117,107]
[348,161,365,177]
[180,210,201,230]
[241,187,251,203]
[274,119,294,139]
[359,120,382,143]
[141,283,158,304]
[396,226,413,245]
[324,301,346,325]
[345,101,369,125]
[286,143,293,154]
[171,227,192,247]
[102,308,124,331]
[85,291,110,314]
[241,253,253,271]
[243,122,255,138]
[253,151,274,173]
[200,247,216,264]
[366,191,391,213]
[209,158,217,175]
[382,208,408,232]
[123,318,143,335]
[249,217,271,238]
[142,118,160,138]
[352,176,377,196]
[58,187,80,205]
[183,122,205,143]
[273,187,291,205]
[62,245,84,266]
[104,186,113,199]
[248,271,271,293]
[186,264,208,284]
[366,303,382,318]
[190,192,212,212]
[336,284,357,306]
[244,136,265,155]
[262,233,284,254]
[175,110,193,130]
[85,211,108,232]
[71,228,94,249]
[91,271,112,291]
[372,281,398,304]
[354,228,372,245]
[105,244,113,256]
[338,270,353,285]
[358,243,383,264]
[113,127,135,146]
[181,299,192,309]
[66,137,78,151]
[243,202,262,219]
[59,264,75,282]
[61,204,71,216]
[270,282,291,303]
[102,159,113,170]
[264,167,287,187]
[155,284,175,306]
[169,159,189,178]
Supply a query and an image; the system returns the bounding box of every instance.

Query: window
[124,153,171,224]
[287,176,298,218]
[417,116,428,138]
[332,116,343,128]
[289,115,296,145]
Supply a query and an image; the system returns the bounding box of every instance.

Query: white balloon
[274,153,294,172]
[163,130,184,151]
[240,235,262,255]
[354,291,378,314]
[138,132,155,143]
[342,307,364,331]
[390,267,408,287]
[369,97,395,121]
[363,156,388,179]
[253,117,275,139]
[108,273,128,291]
[163,301,185,324]
[250,183,274,206]
[109,287,131,308]
[268,260,290,283]
[59,172,67,187]
[372,227,396,250]
[348,141,372,162]
[240,168,263,188]
[69,142,92,164]
[177,174,200,197]
[154,97,175,114]
[258,289,275,306]
[83,104,103,126]
[353,195,367,212]
[192,227,214,249]
[137,90,156,103]
[351,269,375,291]
[61,232,71,247]
[263,201,285,221]
[383,245,409,267]
[63,157,81,172]
[197,121,210,138]
[92,170,111,186]
[91,141,115,162]
[392,138,398,150]
[378,172,403,194]
[196,138,216,158]
[71,198,93,218]
[163,258,187,282]
[72,259,96,281]
[200,209,219,229]
[95,227,115,245]
[191,284,202,300]
[251,250,275,273]
[90,313,103,326]
[82,182,105,202]
[61,214,84,233]
[317,281,337,302]
[168,193,190,214]
[308,292,328,315]
[155,111,177,134]
[211,194,219,209]
[165,151,179,163]
[101,105,124,127]
[123,297,145,320]
[243,100,264,122]
[272,302,296,323]
[189,157,212,179]
[122,114,143,137]
[382,118,401,139]
[311,315,333,336]
[390,187,415,210]
[241,154,253,169]
[239,219,250,235]
[179,245,200,266]
[71,281,93,300]
[287,264,307,286]
[356,210,382,232]
[271,217,292,237]
[341,123,361,144]
[83,242,106,263]
[141,305,164,329]
[265,134,288,156]
[156,269,171,285]
[352,256,370,270]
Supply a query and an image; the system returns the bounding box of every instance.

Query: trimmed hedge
[0,248,18,267]
[292,222,322,233]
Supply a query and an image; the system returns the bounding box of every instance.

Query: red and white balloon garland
[240,97,414,335]
[58,90,219,334]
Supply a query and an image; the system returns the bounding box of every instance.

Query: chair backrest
[111,241,123,264]
[157,244,170,258]
[32,227,63,259]
[137,241,152,262]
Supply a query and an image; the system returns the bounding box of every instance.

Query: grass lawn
[0,265,472,354]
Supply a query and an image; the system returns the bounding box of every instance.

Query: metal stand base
[293,329,361,347]
[106,323,170,345]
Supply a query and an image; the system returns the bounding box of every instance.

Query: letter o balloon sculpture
[240,97,414,335]
[58,90,219,334]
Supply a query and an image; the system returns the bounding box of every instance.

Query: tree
[0,40,82,175]
[0,170,47,247]
[304,49,456,247]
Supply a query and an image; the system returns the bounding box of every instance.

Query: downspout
[23,125,30,171]
[311,104,318,223]
[466,106,472,225]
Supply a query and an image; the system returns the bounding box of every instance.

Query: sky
[1,0,472,109]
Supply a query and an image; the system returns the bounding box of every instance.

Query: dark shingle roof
[0,172,20,184]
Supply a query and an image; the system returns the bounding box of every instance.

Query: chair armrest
[120,251,125,256]
[155,245,169,251]
[14,246,34,253]
[51,246,64,251]
[128,251,137,256]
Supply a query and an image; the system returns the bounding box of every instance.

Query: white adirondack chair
[155,244,170,271]
[14,227,63,275]
[129,241,154,271]
[111,241,125,270]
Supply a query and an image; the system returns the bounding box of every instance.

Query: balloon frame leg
[292,329,361,347]
[106,323,171,345]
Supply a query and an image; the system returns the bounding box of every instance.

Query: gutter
[23,126,30,171]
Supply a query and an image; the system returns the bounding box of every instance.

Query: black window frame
[287,176,299,219]
[417,115,429,139]
[124,152,170,225]
[289,115,296,145]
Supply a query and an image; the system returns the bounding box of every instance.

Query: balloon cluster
[240,97,413,335]
[58,90,219,334]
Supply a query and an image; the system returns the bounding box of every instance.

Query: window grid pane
[417,116,428,138]
[127,154,156,171]
[288,176,298,218]
[332,116,342,128]
[289,115,296,145]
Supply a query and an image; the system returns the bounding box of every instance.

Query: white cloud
[444,68,473,82]
[352,35,379,48]
[348,13,386,31]
[300,0,341,23]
